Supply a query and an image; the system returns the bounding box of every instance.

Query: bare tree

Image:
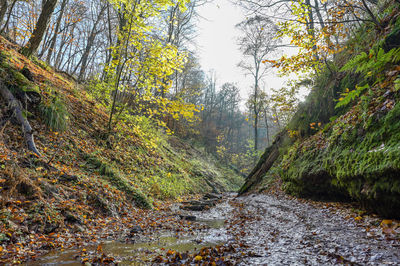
[77,2,107,81]
[45,0,68,63]
[236,16,278,152]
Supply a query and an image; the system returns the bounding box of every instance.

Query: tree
[236,15,278,152]
[22,0,58,57]
[0,0,8,26]
[77,2,107,81]
[236,0,385,75]
[105,0,190,132]
[45,0,68,64]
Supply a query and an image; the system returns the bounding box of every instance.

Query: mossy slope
[245,7,400,218]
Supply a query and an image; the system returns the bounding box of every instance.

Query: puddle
[28,218,227,265]
[196,218,226,228]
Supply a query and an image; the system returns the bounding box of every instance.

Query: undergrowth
[39,95,69,132]
[82,152,152,209]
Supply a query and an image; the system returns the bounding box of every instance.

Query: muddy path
[31,193,400,265]
[232,194,400,265]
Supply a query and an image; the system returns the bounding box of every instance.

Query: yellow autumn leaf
[381,220,392,227]
[194,255,202,261]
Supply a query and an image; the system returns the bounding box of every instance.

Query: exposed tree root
[0,79,41,156]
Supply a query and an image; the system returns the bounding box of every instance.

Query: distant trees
[198,76,255,171]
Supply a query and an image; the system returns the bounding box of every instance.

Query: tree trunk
[0,0,7,27]
[264,109,270,147]
[238,131,288,195]
[305,0,319,63]
[78,4,106,81]
[0,80,41,156]
[46,0,68,64]
[254,114,258,152]
[0,0,17,34]
[360,0,382,29]
[22,0,59,57]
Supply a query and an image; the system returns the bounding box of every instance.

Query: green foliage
[335,84,369,109]
[336,47,400,109]
[0,50,10,71]
[281,101,400,217]
[39,96,69,131]
[395,78,400,91]
[86,79,112,105]
[10,69,30,86]
[341,47,400,78]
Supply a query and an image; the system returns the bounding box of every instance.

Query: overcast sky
[195,0,290,107]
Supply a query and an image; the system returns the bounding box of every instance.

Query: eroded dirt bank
[32,193,400,265]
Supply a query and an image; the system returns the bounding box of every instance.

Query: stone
[130,225,143,235]
[179,215,196,221]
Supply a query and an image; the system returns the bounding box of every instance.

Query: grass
[39,95,69,132]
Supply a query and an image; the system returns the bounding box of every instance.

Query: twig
[0,116,10,138]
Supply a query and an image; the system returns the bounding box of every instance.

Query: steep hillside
[240,8,400,218]
[0,36,242,262]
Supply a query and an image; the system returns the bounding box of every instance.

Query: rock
[88,193,117,217]
[21,66,34,81]
[59,174,79,182]
[64,211,82,224]
[44,222,59,234]
[74,224,85,233]
[180,198,218,211]
[179,215,196,221]
[129,225,143,235]
[203,193,222,200]
[7,220,19,231]
[182,205,207,211]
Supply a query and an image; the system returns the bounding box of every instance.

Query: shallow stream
[29,194,400,265]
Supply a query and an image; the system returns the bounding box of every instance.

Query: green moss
[82,152,152,209]
[281,101,400,217]
[10,69,30,86]
[31,56,52,71]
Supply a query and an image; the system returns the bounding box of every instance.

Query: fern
[395,78,400,92]
[341,47,400,77]
[337,47,400,109]
[335,84,369,109]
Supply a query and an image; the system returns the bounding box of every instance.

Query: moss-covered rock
[282,94,400,218]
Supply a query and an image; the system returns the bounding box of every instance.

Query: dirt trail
[31,193,400,265]
[233,194,400,265]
